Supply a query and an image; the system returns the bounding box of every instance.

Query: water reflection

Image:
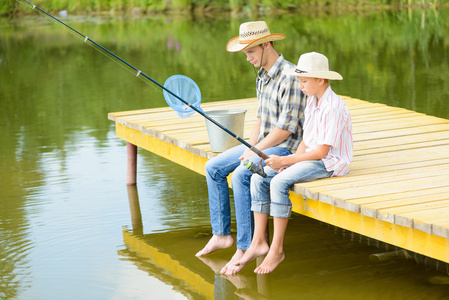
[121,215,449,300]
[127,185,143,234]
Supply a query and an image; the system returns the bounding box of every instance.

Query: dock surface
[109,96,449,264]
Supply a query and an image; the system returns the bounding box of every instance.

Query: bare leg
[196,234,234,257]
[254,216,288,274]
[224,212,270,274]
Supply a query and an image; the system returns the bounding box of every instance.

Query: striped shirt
[256,54,307,152]
[303,86,353,176]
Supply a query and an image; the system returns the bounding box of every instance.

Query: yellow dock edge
[116,123,209,176]
[115,123,449,264]
[289,193,449,264]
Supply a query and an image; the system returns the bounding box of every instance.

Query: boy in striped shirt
[228,52,353,274]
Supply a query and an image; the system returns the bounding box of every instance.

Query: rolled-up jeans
[205,144,292,250]
[251,159,333,218]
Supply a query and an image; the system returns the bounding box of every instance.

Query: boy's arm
[254,126,292,151]
[239,118,292,162]
[266,143,330,171]
[248,118,261,145]
[239,118,261,161]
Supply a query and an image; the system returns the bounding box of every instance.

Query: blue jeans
[205,144,292,250]
[251,159,333,218]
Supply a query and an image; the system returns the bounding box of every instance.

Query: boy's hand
[239,147,256,163]
[265,155,283,171]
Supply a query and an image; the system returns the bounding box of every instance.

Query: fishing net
[163,75,202,118]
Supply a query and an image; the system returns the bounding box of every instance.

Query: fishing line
[253,44,265,75]
[18,0,270,165]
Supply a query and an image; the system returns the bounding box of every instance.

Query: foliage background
[2,0,448,16]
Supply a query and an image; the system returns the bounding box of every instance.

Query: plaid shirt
[256,54,306,152]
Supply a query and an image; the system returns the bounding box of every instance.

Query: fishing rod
[18,0,269,176]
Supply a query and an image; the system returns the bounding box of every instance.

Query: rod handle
[250,146,268,160]
[259,152,269,160]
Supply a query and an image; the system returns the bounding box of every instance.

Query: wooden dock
[109,96,449,265]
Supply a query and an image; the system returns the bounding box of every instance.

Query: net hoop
[163,75,201,118]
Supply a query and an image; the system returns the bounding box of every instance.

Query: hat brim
[226,34,285,52]
[284,68,343,80]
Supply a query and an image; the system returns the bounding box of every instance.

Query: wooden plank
[355,137,449,156]
[346,187,449,219]
[347,157,449,176]
[375,196,449,225]
[299,159,449,186]
[401,207,449,235]
[351,111,419,122]
[318,175,448,205]
[432,221,449,239]
[352,144,449,164]
[353,123,449,142]
[352,115,448,134]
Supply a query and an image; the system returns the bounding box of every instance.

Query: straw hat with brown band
[226,21,285,52]
[284,52,343,80]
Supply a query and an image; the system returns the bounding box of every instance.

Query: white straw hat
[226,21,285,52]
[284,52,343,80]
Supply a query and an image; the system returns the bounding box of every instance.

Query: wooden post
[127,142,137,185]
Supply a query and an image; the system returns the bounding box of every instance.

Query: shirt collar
[258,54,285,83]
[310,85,332,109]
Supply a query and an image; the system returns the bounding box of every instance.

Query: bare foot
[220,249,246,274]
[196,235,234,257]
[224,242,270,275]
[254,249,285,274]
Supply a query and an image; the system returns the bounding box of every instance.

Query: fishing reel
[243,159,267,178]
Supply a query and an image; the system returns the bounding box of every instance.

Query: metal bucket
[205,109,247,153]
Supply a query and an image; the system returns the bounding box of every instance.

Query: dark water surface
[1,7,449,299]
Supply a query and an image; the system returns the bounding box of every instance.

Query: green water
[1,7,449,300]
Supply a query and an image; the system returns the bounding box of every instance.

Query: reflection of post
[256,223,270,297]
[127,142,137,185]
[256,257,269,297]
[127,185,143,233]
